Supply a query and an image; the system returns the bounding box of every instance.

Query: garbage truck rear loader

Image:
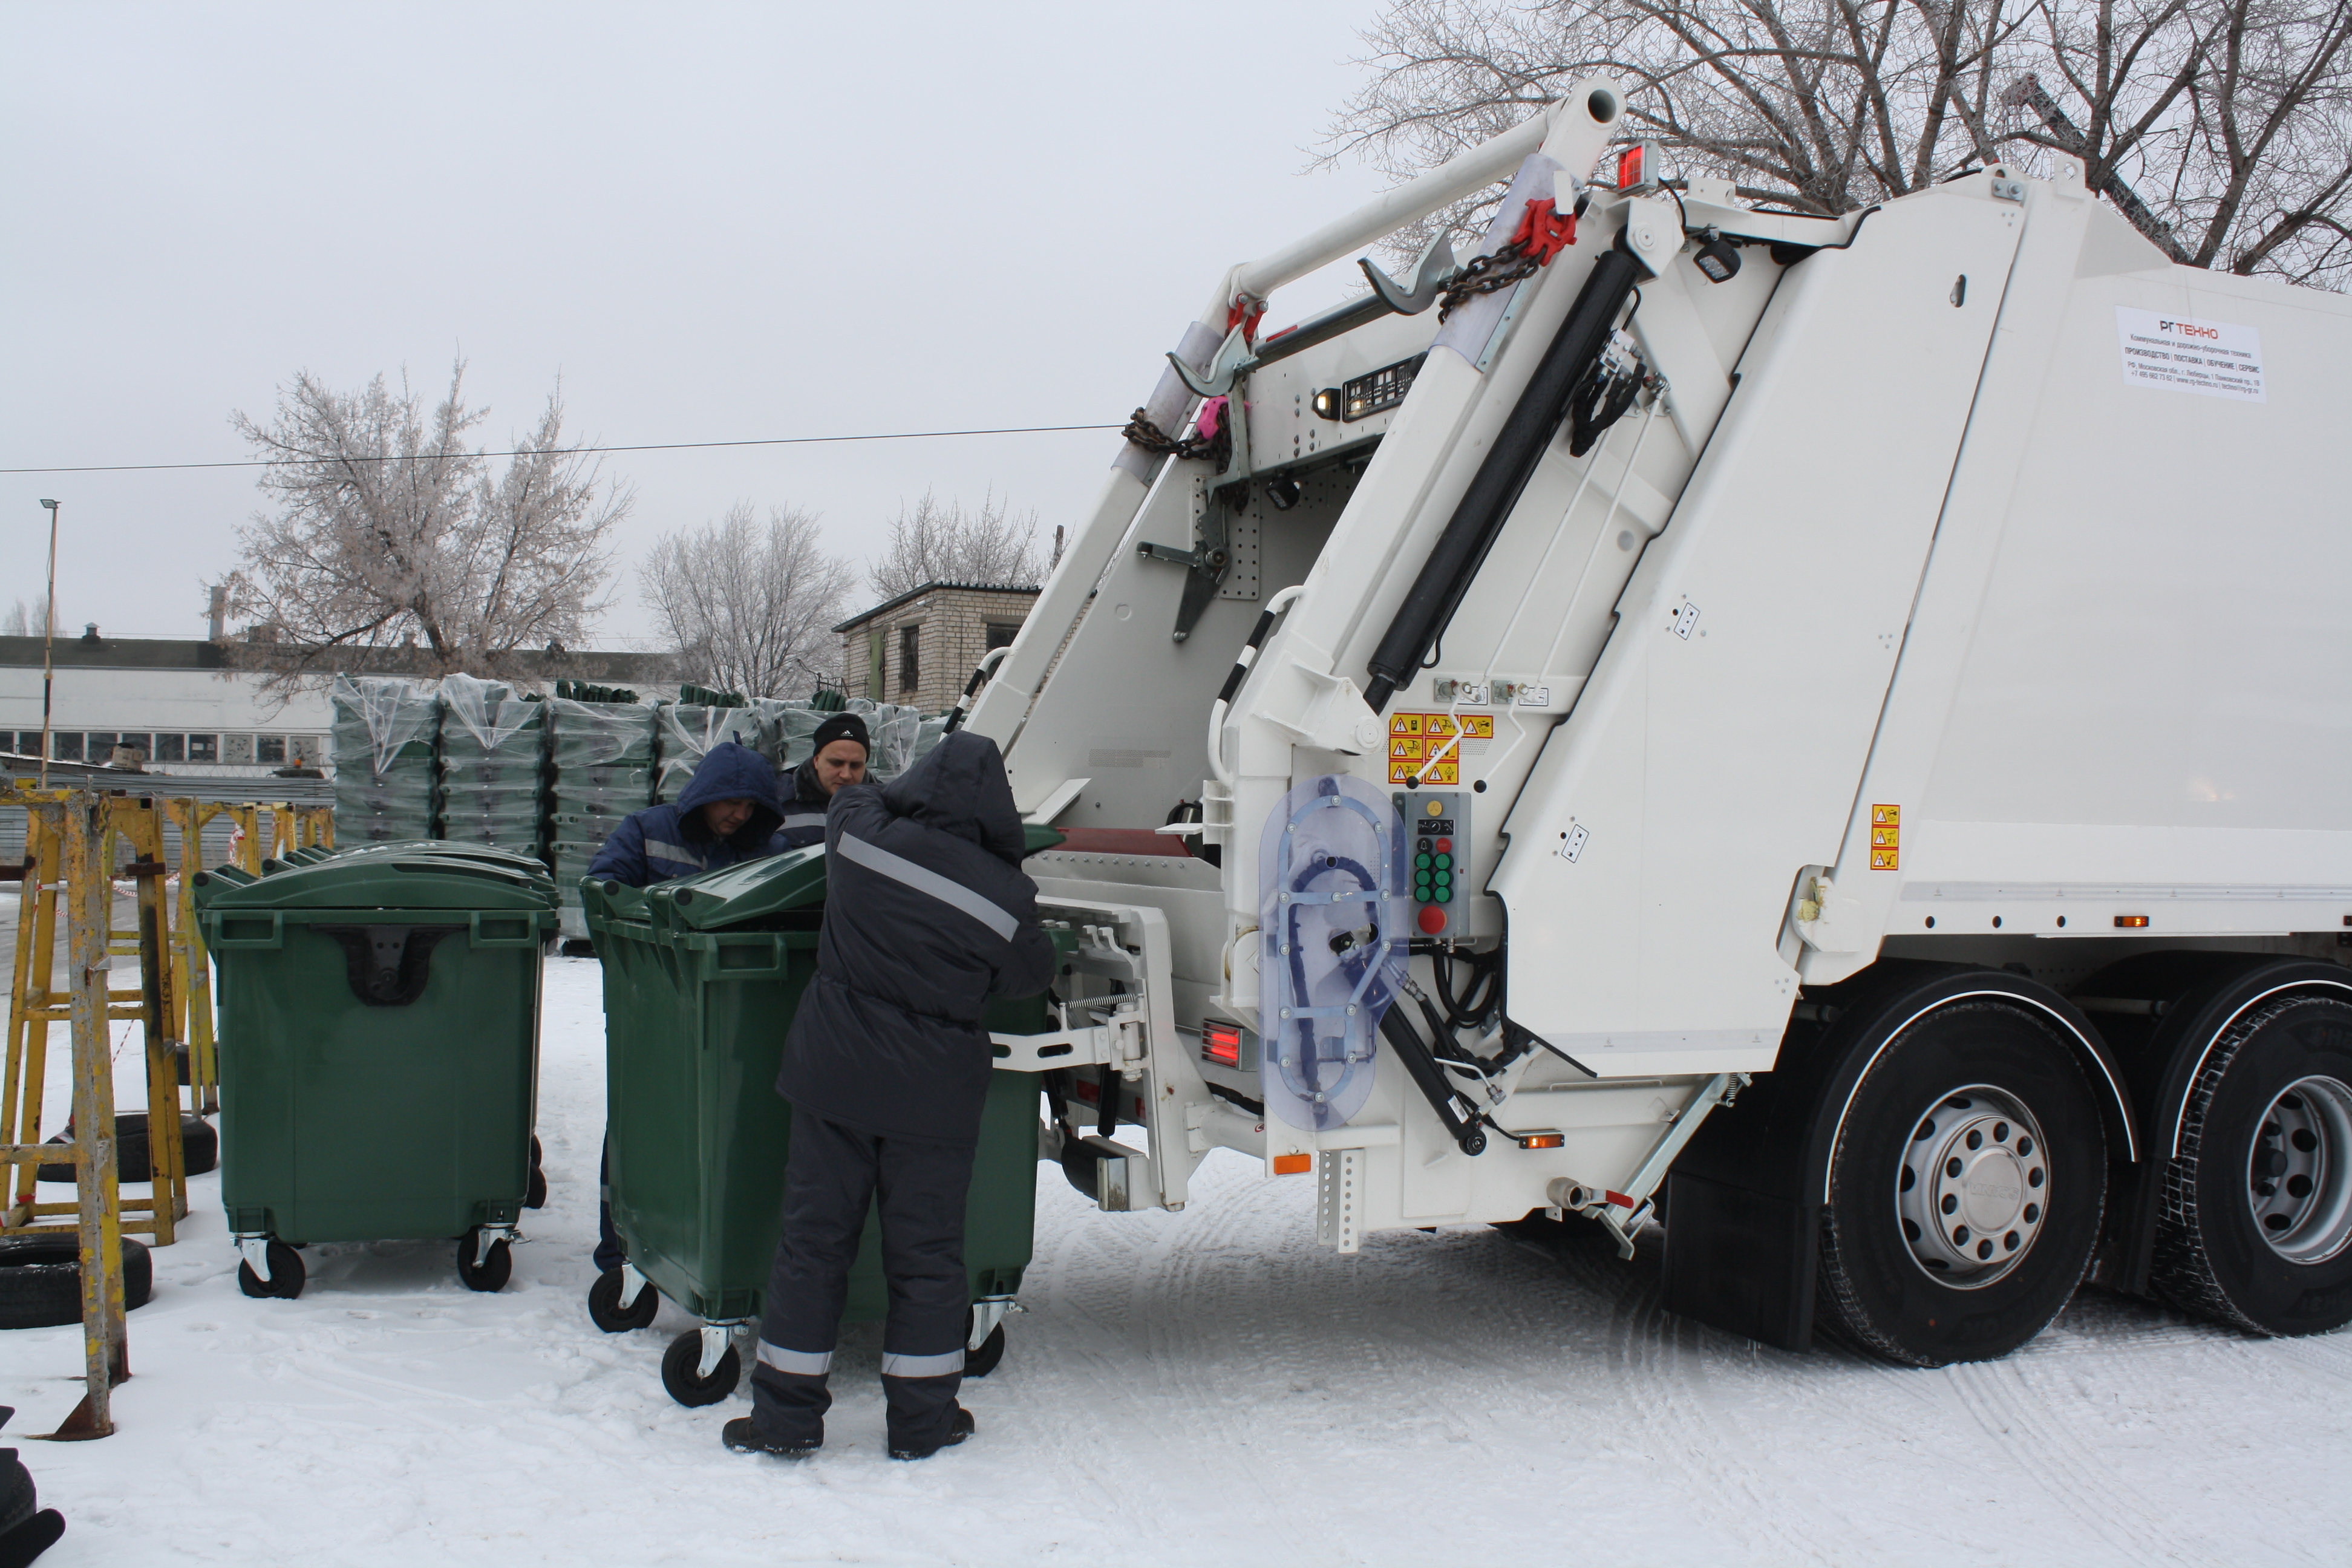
[968,81,2352,1366]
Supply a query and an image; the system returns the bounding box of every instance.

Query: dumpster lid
[194,854,556,913]
[653,846,828,929]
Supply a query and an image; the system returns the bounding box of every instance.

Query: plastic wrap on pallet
[436,673,547,857]
[759,698,822,769]
[653,703,770,803]
[331,675,441,839]
[547,697,658,904]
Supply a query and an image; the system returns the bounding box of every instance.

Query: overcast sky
[0,1,1410,648]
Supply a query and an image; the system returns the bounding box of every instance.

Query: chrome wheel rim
[2246,1074,2352,1265]
[1896,1085,2050,1290]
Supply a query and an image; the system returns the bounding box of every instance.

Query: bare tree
[867,489,1045,600]
[2,598,50,638]
[640,501,854,697]
[1327,0,2352,289]
[226,359,629,685]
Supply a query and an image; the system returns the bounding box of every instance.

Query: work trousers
[750,1109,976,1452]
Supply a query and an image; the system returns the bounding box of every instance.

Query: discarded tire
[0,1406,61,1566]
[35,1113,217,1184]
[0,1236,153,1330]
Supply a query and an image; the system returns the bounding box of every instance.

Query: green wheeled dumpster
[193,849,560,1300]
[580,834,1067,1406]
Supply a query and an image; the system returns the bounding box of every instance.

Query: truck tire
[2150,995,2352,1336]
[1816,1000,2105,1366]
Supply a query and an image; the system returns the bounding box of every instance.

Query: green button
[1414,853,1432,870]
[1434,853,1452,871]
[1435,886,1452,903]
[1434,870,1451,887]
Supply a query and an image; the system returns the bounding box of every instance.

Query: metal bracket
[235,1233,275,1282]
[968,1295,1018,1350]
[1174,235,1461,400]
[616,1261,649,1312]
[1137,477,1234,642]
[1316,1148,1365,1253]
[698,1319,745,1379]
[1544,1071,1747,1258]
[474,1223,518,1267]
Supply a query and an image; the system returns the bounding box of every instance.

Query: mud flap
[1659,1172,1817,1352]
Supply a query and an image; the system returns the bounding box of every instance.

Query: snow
[2,955,2348,1566]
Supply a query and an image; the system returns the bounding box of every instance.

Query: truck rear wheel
[2151,996,2352,1336]
[1816,1000,2105,1366]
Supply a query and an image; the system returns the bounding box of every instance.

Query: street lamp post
[38,499,59,788]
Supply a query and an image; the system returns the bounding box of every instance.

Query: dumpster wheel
[234,1239,304,1301]
[587,1267,660,1332]
[662,1327,741,1406]
[965,1321,1007,1379]
[456,1227,514,1293]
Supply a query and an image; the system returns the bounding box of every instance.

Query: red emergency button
[1417,904,1447,934]
[1436,838,1452,854]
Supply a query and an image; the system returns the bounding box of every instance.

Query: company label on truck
[2115,307,2265,403]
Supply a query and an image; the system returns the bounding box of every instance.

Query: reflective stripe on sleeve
[643,840,707,869]
[879,1348,965,1379]
[757,1342,833,1376]
[779,812,828,832]
[835,832,1018,942]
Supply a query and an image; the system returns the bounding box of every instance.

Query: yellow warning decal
[1391,758,1460,785]
[1391,713,1494,739]
[1869,805,1900,869]
[1387,714,1488,783]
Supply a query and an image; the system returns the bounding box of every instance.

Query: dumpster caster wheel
[456,1228,513,1293]
[964,1322,1007,1379]
[237,1240,304,1301]
[526,1164,549,1210]
[587,1267,659,1332]
[662,1328,740,1406]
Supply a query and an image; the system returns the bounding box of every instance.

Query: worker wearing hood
[587,739,786,886]
[774,711,870,849]
[726,731,1055,1465]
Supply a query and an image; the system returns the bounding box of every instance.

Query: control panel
[1394,789,1470,937]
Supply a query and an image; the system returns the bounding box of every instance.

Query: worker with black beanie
[776,711,870,848]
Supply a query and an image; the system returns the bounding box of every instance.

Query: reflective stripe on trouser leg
[758,1344,834,1376]
[880,1348,964,1378]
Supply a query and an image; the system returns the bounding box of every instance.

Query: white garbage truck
[966,79,2352,1366]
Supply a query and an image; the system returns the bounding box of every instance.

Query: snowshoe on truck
[965,79,2352,1367]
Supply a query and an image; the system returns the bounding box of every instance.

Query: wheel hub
[1896,1085,2049,1289]
[2246,1074,2352,1265]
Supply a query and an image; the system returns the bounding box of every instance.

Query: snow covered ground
[1,954,2347,1566]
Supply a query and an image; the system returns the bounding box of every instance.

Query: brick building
[835,581,1039,714]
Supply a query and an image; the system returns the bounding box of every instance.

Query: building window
[222,734,253,765]
[115,733,152,761]
[83,732,116,757]
[53,733,83,762]
[10,733,39,757]
[898,623,921,693]
[154,734,186,763]
[186,734,218,763]
[985,621,1021,652]
[256,736,287,764]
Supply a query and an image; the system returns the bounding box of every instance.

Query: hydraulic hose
[1363,244,1645,711]
[1378,1006,1488,1156]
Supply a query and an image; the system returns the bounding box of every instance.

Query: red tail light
[1616,145,1645,189]
[1202,1022,1243,1067]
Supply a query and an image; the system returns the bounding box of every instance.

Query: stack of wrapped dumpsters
[331,676,440,844]
[438,674,547,858]
[547,696,657,940]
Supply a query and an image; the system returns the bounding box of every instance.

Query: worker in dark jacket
[774,712,871,849]
[587,739,787,886]
[585,739,787,1275]
[725,731,1056,1463]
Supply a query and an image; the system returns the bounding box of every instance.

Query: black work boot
[722,1417,820,1460]
[889,1404,975,1461]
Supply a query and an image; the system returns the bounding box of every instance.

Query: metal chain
[1122,403,1233,472]
[1435,240,1543,321]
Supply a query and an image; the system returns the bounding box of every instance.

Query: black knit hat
[811,711,870,757]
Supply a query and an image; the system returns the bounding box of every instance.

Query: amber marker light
[1272,1153,1313,1175]
[1518,1132,1566,1149]
[2115,915,2151,928]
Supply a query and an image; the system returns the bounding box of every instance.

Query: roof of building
[834,580,1042,634]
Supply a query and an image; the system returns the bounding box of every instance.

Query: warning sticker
[1869,804,1900,871]
[2115,307,2265,403]
[1388,714,1492,783]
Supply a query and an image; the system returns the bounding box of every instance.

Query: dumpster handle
[469,910,545,948]
[684,930,796,980]
[205,910,284,949]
